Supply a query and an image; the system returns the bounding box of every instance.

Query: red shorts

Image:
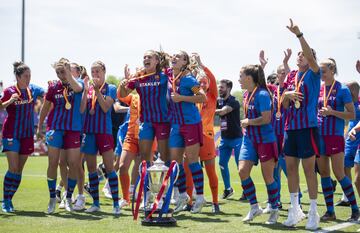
[199,135,216,161]
[81,133,114,155]
[153,122,171,140]
[255,141,279,163]
[169,122,203,148]
[320,135,345,156]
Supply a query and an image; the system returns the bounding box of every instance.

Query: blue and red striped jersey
[46,80,84,131]
[243,88,276,144]
[1,84,44,138]
[168,74,201,125]
[83,83,117,135]
[127,72,169,123]
[318,81,352,136]
[284,69,321,130]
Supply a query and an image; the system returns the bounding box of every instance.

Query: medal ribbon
[15,84,33,103]
[90,82,106,111]
[244,87,258,116]
[323,80,336,107]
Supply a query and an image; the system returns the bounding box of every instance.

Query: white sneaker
[59,192,67,209]
[85,205,101,213]
[283,207,305,227]
[47,198,56,214]
[306,210,320,230]
[174,193,190,213]
[171,187,179,205]
[242,205,263,222]
[113,206,121,215]
[265,209,279,224]
[64,198,73,212]
[262,203,272,214]
[102,182,112,199]
[73,194,86,211]
[118,199,129,209]
[191,195,206,214]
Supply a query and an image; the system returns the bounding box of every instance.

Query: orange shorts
[123,136,139,154]
[199,135,216,161]
[122,136,158,155]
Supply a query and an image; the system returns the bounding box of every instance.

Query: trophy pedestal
[141,209,177,226]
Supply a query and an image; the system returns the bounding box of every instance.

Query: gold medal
[65,102,71,110]
[276,112,281,119]
[295,100,300,109]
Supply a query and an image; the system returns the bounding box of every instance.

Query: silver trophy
[142,158,179,226]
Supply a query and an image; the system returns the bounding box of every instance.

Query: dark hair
[71,62,81,72]
[80,66,88,80]
[13,61,30,77]
[327,58,338,75]
[92,61,106,72]
[219,79,233,90]
[346,81,359,103]
[242,64,273,105]
[267,73,277,85]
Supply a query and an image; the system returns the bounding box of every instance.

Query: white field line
[313,221,359,233]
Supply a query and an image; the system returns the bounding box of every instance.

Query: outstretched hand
[283,48,292,64]
[356,60,360,74]
[286,18,301,36]
[259,50,268,69]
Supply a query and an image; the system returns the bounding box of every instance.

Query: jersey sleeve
[341,85,353,105]
[108,84,117,100]
[227,97,240,110]
[45,84,55,102]
[203,67,218,99]
[31,84,45,99]
[0,88,12,103]
[127,79,136,90]
[187,76,201,94]
[258,90,272,112]
[118,94,133,106]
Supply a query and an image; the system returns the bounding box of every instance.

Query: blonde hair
[91,60,106,72]
[321,58,338,75]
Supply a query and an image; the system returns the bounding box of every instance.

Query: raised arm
[283,48,292,75]
[259,50,268,70]
[287,18,319,73]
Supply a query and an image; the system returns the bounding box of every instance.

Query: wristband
[296,33,303,38]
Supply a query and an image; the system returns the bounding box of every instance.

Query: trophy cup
[141,158,179,226]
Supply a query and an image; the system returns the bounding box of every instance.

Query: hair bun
[13,61,24,69]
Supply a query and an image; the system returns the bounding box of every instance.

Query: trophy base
[141,209,176,226]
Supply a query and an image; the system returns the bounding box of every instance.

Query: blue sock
[176,164,186,194]
[241,177,257,205]
[9,173,22,200]
[189,162,204,195]
[47,178,57,199]
[89,172,99,206]
[273,165,281,203]
[66,178,77,199]
[3,171,14,201]
[266,181,279,210]
[107,171,119,207]
[321,177,334,213]
[339,176,358,212]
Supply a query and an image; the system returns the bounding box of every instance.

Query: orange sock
[184,161,194,205]
[120,173,130,202]
[205,162,218,204]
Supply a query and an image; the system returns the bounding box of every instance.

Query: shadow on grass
[175,213,230,223]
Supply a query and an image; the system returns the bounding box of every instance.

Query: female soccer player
[182,53,219,213]
[281,19,321,230]
[1,61,44,212]
[80,61,120,215]
[238,64,279,224]
[316,58,359,221]
[166,51,207,214]
[118,50,170,166]
[38,58,83,214]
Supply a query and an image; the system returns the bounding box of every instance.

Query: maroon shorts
[169,122,203,148]
[2,137,34,155]
[255,141,279,163]
[320,135,345,156]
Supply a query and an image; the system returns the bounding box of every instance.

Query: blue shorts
[2,137,34,155]
[114,128,127,157]
[239,136,278,165]
[139,122,170,141]
[283,127,320,159]
[344,134,360,168]
[80,133,114,155]
[239,136,258,165]
[355,149,360,165]
[46,130,81,150]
